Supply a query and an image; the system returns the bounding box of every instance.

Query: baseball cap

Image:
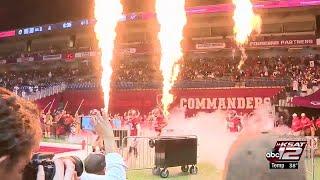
[223,131,306,180]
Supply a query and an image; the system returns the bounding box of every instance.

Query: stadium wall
[35,88,284,115]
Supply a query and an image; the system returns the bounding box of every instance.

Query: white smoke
[162,104,291,170]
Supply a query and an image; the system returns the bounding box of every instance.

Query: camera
[23,153,84,180]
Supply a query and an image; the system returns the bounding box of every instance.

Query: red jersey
[300,117,313,129]
[154,116,167,132]
[227,117,241,132]
[315,118,320,128]
[291,117,302,132]
[129,118,140,136]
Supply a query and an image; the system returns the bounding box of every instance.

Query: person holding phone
[80,109,126,180]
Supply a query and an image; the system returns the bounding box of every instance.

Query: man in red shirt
[300,113,315,136]
[291,113,302,136]
[127,110,141,158]
[227,111,242,133]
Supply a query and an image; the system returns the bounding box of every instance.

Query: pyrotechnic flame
[156,0,187,116]
[94,0,123,110]
[232,0,261,70]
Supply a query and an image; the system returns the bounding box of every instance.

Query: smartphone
[81,116,95,131]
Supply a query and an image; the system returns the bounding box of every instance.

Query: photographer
[80,109,126,180]
[0,88,77,180]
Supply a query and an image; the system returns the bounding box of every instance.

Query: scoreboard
[15,19,95,36]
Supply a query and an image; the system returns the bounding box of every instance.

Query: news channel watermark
[265,141,307,169]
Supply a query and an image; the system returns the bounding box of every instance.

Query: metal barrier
[305,136,318,180]
[120,136,156,170]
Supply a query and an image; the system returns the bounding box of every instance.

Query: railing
[245,78,291,87]
[26,83,67,101]
[66,78,290,90]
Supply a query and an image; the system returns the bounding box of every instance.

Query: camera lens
[23,154,83,180]
[22,160,55,180]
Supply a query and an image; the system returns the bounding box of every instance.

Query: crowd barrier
[305,136,319,180]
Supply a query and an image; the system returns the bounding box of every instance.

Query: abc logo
[266,152,280,159]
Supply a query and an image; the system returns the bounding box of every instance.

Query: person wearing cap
[80,109,126,180]
[291,113,302,136]
[300,113,315,136]
[223,131,306,180]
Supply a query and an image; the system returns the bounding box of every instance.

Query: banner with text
[58,88,283,115]
[195,42,226,49]
[43,54,62,61]
[17,57,34,63]
[249,38,316,47]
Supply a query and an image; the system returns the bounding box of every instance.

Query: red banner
[55,88,283,115]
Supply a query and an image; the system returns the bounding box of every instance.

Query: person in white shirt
[292,79,298,92]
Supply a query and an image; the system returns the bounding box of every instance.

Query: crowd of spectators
[0,51,320,96]
[180,55,320,92]
[0,61,97,94]
[180,55,319,81]
[113,59,158,82]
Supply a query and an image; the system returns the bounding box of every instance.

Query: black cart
[149,136,198,178]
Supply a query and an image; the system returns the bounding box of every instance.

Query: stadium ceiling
[0,0,300,31]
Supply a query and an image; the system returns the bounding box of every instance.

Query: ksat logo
[266,141,307,163]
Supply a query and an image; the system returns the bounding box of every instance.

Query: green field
[41,138,320,180]
[127,163,221,180]
[128,159,320,180]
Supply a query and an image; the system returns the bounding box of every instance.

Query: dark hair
[84,153,106,174]
[0,88,42,169]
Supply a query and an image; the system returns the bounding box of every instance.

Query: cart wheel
[152,167,160,175]
[149,139,155,148]
[189,165,198,175]
[181,165,189,173]
[160,169,169,178]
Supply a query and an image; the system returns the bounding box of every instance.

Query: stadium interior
[0,0,320,179]
[0,3,319,113]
